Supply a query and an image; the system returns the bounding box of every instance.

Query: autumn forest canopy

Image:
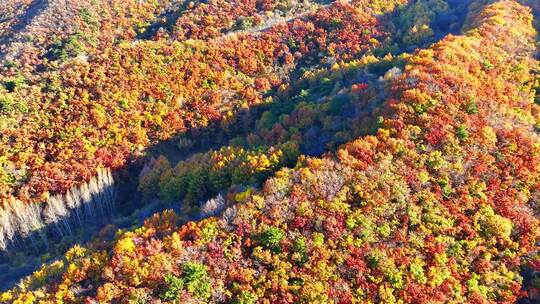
[1,0,540,302]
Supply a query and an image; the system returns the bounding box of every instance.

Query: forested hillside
[0,0,402,248]
[1,0,540,303]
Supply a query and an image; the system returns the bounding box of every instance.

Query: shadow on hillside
[0,0,474,291]
[0,0,49,59]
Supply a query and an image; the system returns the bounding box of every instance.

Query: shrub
[47,34,84,61]
[293,236,308,265]
[0,95,14,113]
[258,226,285,252]
[3,75,25,92]
[161,262,211,301]
[233,291,258,304]
[161,274,184,301]
[182,262,212,300]
[455,125,469,140]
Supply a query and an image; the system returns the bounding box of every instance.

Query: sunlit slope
[0,0,393,205]
[3,0,539,302]
[0,0,407,254]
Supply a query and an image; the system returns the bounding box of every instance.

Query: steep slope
[0,0,425,291]
[0,0,396,250]
[0,0,478,292]
[3,0,539,302]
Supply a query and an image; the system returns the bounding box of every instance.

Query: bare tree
[0,167,116,251]
[0,206,15,250]
[44,195,71,237]
[102,168,116,213]
[88,174,102,218]
[78,182,95,222]
[201,194,226,218]
[220,206,238,232]
[10,198,46,248]
[95,167,116,216]
[65,187,83,225]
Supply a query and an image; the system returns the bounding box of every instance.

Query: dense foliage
[3,0,540,303]
[0,0,390,205]
[0,0,410,253]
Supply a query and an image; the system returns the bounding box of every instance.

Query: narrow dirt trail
[217,0,352,41]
